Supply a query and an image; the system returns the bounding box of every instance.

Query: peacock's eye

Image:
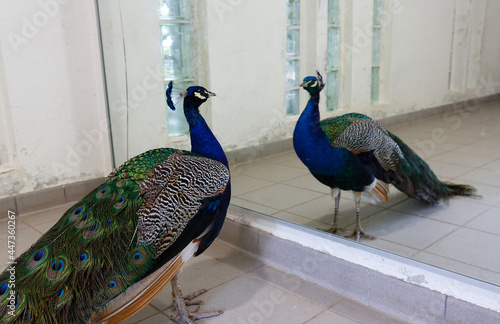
[194,90,207,100]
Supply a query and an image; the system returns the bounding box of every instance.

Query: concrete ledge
[220,205,500,323]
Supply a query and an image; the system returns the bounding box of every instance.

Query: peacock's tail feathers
[0,148,199,323]
[388,132,477,204]
[443,183,478,198]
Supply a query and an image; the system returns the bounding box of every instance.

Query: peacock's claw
[169,275,223,324]
[320,226,345,235]
[345,229,375,241]
[183,289,207,306]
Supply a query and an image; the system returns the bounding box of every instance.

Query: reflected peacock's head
[300,71,325,96]
[166,81,216,111]
[185,86,216,102]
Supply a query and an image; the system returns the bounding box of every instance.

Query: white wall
[206,0,289,150]
[206,0,500,149]
[0,0,111,197]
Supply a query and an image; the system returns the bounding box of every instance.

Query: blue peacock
[0,83,230,323]
[293,71,477,241]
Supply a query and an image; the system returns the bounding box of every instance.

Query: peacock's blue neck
[183,99,228,168]
[293,94,345,174]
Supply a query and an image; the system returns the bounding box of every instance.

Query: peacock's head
[166,82,216,110]
[300,71,325,96]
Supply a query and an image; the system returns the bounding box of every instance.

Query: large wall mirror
[96,0,500,289]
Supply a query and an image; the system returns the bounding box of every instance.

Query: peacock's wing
[320,113,405,171]
[319,114,409,200]
[136,153,229,258]
[0,148,229,324]
[320,114,453,203]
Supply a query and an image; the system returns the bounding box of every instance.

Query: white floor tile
[425,228,500,273]
[354,210,458,250]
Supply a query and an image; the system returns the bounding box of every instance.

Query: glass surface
[97,0,500,291]
[326,70,339,111]
[371,66,380,103]
[372,27,381,66]
[286,0,300,26]
[286,59,300,88]
[161,24,194,80]
[373,0,382,26]
[286,29,300,57]
[328,0,340,25]
[158,0,190,20]
[327,27,340,69]
[286,89,300,116]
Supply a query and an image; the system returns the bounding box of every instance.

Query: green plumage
[320,113,372,143]
[0,148,199,323]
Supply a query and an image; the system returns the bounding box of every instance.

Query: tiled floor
[0,203,405,324]
[230,101,500,286]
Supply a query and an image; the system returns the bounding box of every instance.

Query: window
[285,0,300,116]
[371,0,382,103]
[159,0,194,136]
[326,0,340,111]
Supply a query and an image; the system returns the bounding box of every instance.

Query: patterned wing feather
[320,113,372,143]
[321,114,405,173]
[137,154,230,256]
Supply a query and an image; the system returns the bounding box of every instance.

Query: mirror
[96,0,500,287]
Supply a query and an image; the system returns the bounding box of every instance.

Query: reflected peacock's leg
[323,188,345,234]
[345,192,374,241]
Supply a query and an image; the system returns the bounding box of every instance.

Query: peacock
[293,71,477,241]
[0,82,230,323]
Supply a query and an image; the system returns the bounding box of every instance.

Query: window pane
[159,0,190,20]
[327,70,339,111]
[166,80,193,136]
[161,24,193,80]
[287,0,300,26]
[286,89,300,116]
[286,29,300,57]
[372,27,381,66]
[373,0,382,26]
[286,59,300,88]
[328,0,340,25]
[371,66,380,103]
[327,27,340,69]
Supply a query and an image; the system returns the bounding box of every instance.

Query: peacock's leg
[345,192,375,241]
[323,188,344,234]
[169,274,223,324]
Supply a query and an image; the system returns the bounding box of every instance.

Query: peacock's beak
[299,81,306,87]
[207,91,216,97]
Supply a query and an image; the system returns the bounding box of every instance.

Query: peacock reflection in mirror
[293,71,477,241]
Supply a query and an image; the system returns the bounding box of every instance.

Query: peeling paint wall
[0,1,111,198]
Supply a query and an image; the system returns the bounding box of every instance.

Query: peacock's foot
[170,277,223,324]
[320,226,345,235]
[345,229,375,242]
